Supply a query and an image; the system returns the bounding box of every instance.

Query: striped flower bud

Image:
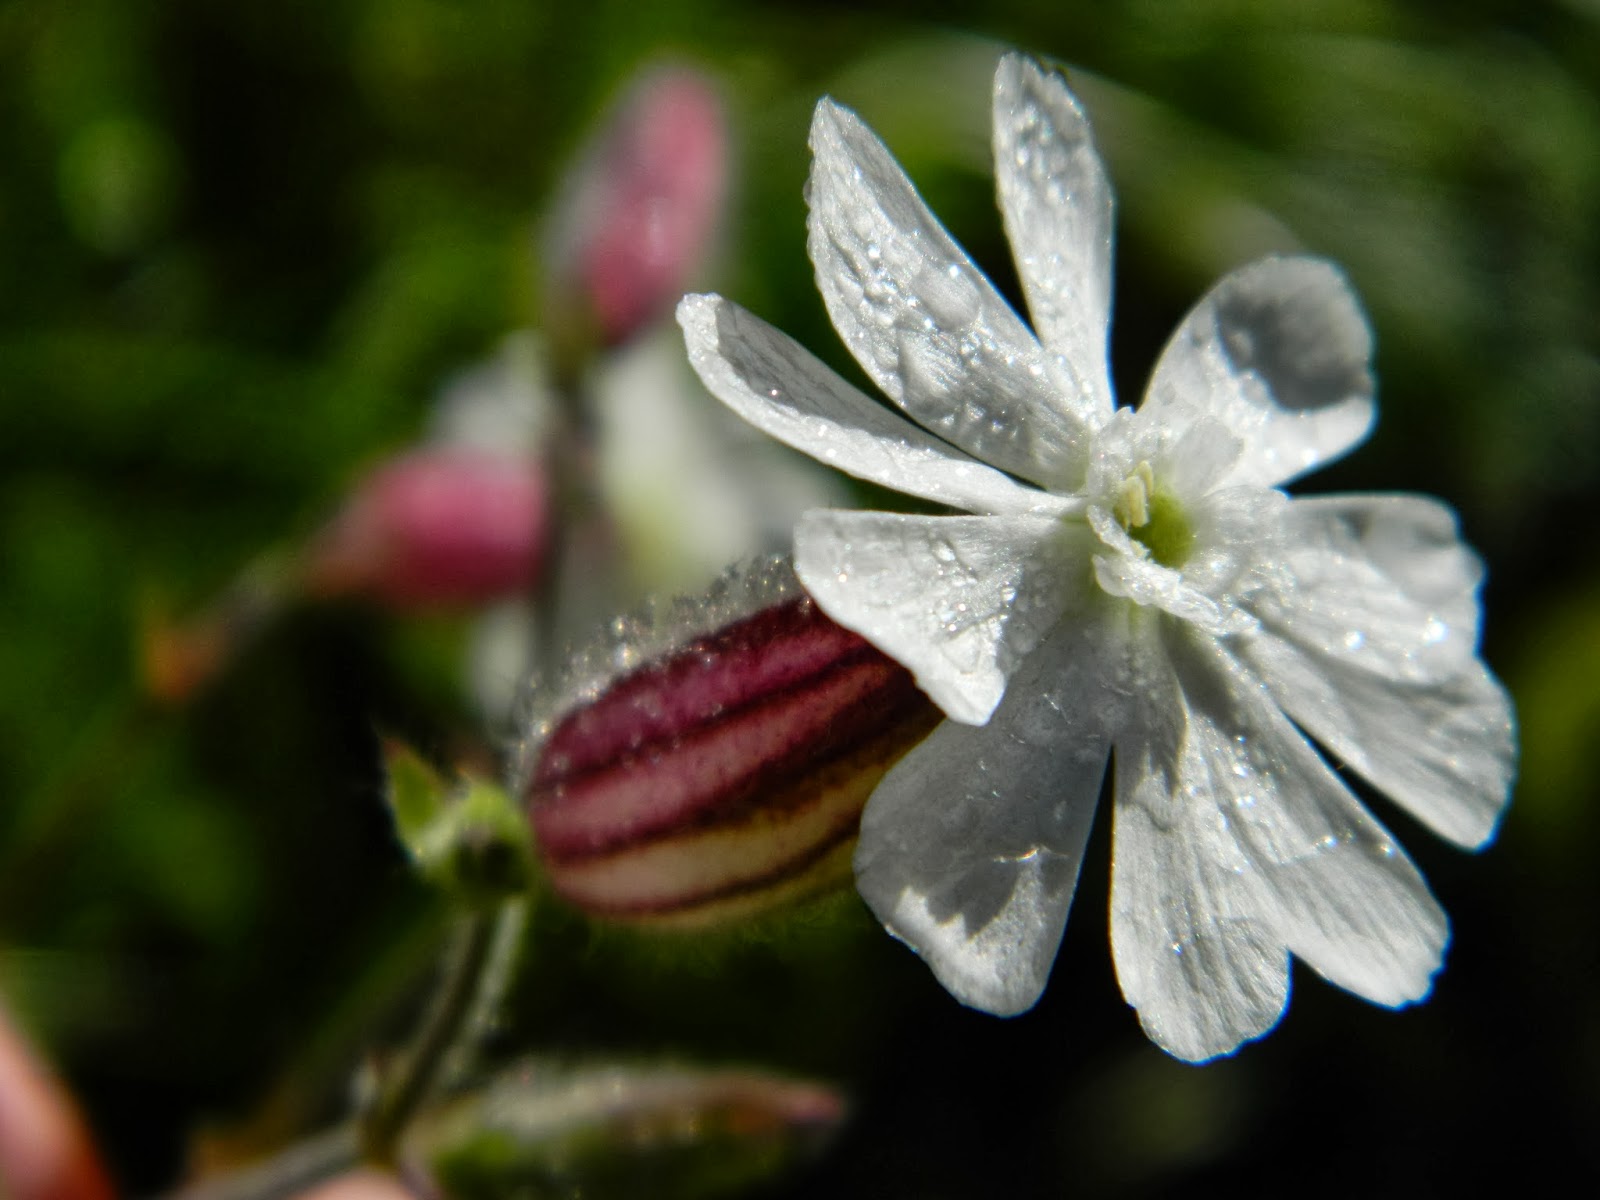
[523,561,938,924]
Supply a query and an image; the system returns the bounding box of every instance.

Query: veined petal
[1287,493,1486,616]
[795,510,1093,726]
[1184,640,1449,1005]
[1111,802,1290,1063]
[1246,494,1485,685]
[1110,629,1289,1062]
[1237,634,1514,850]
[1141,257,1375,488]
[1111,627,1448,1062]
[678,294,1048,515]
[855,619,1116,1016]
[992,54,1114,419]
[807,98,1093,489]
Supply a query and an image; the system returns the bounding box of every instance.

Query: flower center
[1113,460,1195,569]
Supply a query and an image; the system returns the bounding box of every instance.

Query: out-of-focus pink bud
[527,591,938,924]
[304,450,548,609]
[0,1002,115,1200]
[545,66,728,354]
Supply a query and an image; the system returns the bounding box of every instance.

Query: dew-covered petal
[1287,493,1485,619]
[1111,628,1448,1062]
[1110,631,1288,1061]
[1181,640,1450,1006]
[1142,257,1375,488]
[1182,483,1287,597]
[992,53,1114,418]
[855,619,1116,1015]
[1238,634,1514,850]
[1239,493,1512,848]
[1111,800,1290,1063]
[795,510,1093,725]
[807,98,1093,489]
[1246,494,1485,685]
[679,294,1049,515]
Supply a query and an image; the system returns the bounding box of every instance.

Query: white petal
[855,619,1116,1015]
[1189,642,1450,1006]
[806,98,1093,489]
[1182,483,1287,596]
[1110,631,1288,1061]
[1238,634,1514,850]
[1142,257,1375,488]
[1247,494,1485,685]
[1239,493,1512,847]
[678,294,1048,515]
[1287,493,1486,624]
[992,54,1114,418]
[1111,628,1448,1062]
[795,509,1092,725]
[1112,793,1291,1063]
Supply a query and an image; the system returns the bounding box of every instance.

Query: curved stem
[360,911,496,1165]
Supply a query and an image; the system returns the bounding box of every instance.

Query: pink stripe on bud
[528,597,937,921]
[304,450,547,609]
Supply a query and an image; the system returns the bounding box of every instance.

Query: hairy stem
[359,911,496,1165]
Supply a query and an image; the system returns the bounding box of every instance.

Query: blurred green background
[2,0,1597,1195]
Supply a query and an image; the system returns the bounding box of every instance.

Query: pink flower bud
[305,450,548,609]
[527,590,938,923]
[546,66,728,351]
[0,1003,115,1200]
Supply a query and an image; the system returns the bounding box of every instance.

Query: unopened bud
[384,742,535,907]
[416,1061,844,1200]
[0,1002,115,1200]
[525,563,938,924]
[544,66,728,357]
[305,450,548,610]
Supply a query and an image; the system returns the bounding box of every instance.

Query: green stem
[534,376,622,680]
[360,910,496,1165]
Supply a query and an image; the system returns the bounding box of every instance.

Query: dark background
[2,1,1597,1195]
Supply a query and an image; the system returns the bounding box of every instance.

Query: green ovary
[1113,460,1195,569]
[1133,489,1196,568]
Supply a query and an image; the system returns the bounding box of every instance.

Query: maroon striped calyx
[526,592,938,924]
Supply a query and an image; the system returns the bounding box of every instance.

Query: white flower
[677,54,1515,1061]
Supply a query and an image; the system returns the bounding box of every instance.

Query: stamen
[1114,460,1155,529]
